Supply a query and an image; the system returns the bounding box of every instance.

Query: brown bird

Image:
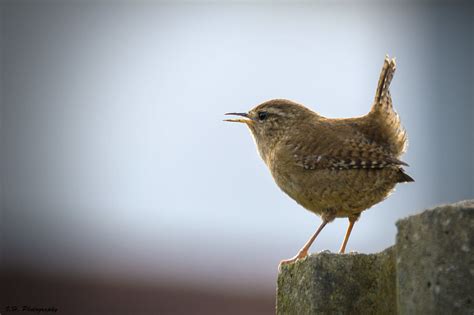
[225,56,413,266]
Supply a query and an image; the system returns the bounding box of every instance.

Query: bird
[224,56,414,267]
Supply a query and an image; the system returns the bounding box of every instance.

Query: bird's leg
[339,216,358,254]
[279,219,328,267]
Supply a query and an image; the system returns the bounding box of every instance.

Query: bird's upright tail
[374,55,396,105]
[367,55,408,157]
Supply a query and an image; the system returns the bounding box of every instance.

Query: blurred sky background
[1,0,473,311]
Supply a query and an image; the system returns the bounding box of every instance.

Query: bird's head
[225,99,315,162]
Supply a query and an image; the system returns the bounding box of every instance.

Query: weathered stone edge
[396,199,474,227]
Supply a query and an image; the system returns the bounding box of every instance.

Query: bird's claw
[278,250,308,272]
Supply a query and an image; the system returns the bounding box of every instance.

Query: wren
[225,56,413,266]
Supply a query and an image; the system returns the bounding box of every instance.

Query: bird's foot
[278,250,308,271]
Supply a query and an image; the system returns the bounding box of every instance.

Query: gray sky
[1,2,473,291]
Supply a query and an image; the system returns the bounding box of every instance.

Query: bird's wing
[287,123,408,171]
[364,56,408,157]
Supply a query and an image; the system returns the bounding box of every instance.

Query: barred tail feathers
[367,55,408,157]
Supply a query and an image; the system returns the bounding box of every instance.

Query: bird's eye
[258,111,268,121]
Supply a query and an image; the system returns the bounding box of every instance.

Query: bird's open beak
[224,112,254,124]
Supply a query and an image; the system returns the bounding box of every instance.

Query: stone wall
[277,200,474,314]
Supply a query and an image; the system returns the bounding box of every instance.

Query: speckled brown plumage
[225,56,413,265]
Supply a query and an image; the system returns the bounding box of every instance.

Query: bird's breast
[268,154,325,215]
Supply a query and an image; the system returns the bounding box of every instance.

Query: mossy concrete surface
[396,200,474,315]
[277,247,397,315]
[276,200,474,315]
